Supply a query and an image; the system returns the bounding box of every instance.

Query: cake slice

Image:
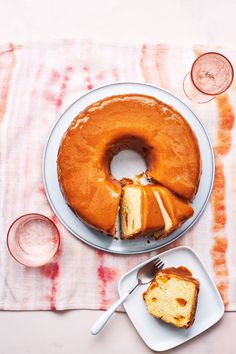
[152,186,194,239]
[120,184,165,239]
[143,267,199,328]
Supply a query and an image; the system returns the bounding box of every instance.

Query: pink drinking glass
[183,52,234,103]
[7,213,60,267]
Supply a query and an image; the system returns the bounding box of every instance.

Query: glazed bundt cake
[57,94,200,237]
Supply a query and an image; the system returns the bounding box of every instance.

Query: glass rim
[7,213,60,267]
[190,51,234,96]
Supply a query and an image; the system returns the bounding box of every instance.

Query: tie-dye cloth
[0,40,235,311]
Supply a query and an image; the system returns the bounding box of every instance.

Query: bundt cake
[143,267,199,328]
[57,94,200,237]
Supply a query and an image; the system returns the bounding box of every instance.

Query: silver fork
[91,257,164,335]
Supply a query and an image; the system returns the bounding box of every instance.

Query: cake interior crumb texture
[120,185,142,238]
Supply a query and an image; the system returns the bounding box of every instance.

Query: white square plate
[118,246,224,351]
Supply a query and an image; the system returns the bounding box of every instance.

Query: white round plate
[43,82,214,254]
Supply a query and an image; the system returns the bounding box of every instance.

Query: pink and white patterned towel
[0,40,236,311]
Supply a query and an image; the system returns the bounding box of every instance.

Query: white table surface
[1,0,236,353]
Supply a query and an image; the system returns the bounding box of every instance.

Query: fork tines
[154,258,164,270]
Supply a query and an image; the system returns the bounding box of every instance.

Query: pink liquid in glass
[191,52,234,95]
[7,214,60,267]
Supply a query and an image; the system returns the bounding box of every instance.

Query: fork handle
[91,291,130,335]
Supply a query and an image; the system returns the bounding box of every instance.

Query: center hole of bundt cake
[106,136,150,181]
[110,149,147,180]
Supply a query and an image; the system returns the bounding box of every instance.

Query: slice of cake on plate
[143,267,199,328]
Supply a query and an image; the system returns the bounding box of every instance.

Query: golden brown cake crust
[57,94,200,235]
